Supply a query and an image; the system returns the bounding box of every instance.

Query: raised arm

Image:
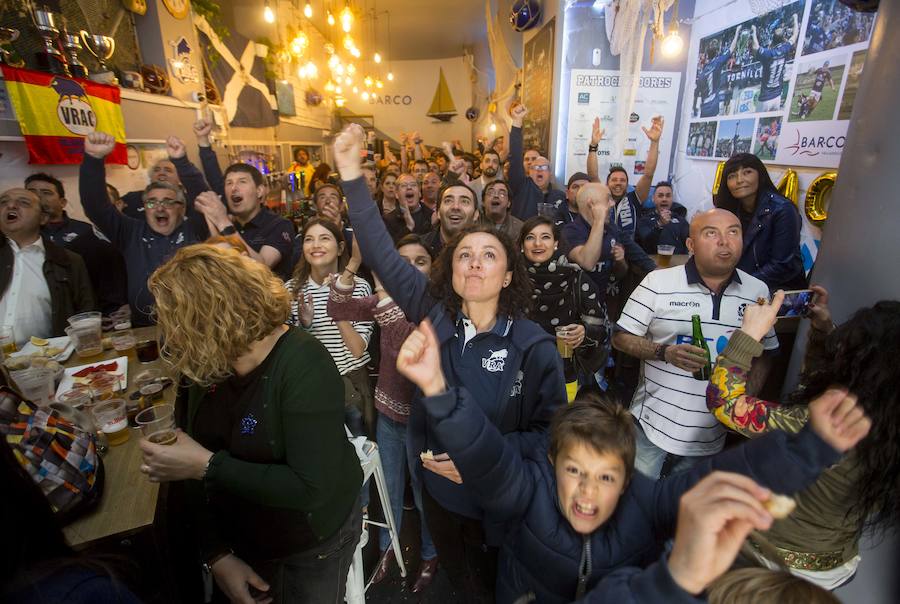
[507,103,532,217]
[194,119,225,197]
[634,116,663,202]
[81,132,140,246]
[165,136,212,221]
[586,117,603,182]
[334,125,435,323]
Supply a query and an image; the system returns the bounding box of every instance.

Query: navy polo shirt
[43,213,100,246]
[234,207,295,280]
[424,313,514,519]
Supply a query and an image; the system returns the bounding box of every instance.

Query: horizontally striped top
[285,276,373,375]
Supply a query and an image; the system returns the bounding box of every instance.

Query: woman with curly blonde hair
[139,244,362,604]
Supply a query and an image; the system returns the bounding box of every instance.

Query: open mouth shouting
[4,209,19,226]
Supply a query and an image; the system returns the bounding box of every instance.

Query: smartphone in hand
[776,289,815,318]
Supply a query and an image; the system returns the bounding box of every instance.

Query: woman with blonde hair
[139,244,362,604]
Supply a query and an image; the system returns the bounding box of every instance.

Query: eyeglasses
[486,189,509,198]
[531,165,551,172]
[397,182,418,189]
[143,199,184,209]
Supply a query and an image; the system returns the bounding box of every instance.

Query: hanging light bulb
[374,52,382,64]
[362,91,369,100]
[335,97,345,107]
[324,80,335,92]
[364,75,373,88]
[350,46,360,58]
[352,86,358,94]
[661,30,684,57]
[334,63,345,76]
[328,54,340,69]
[327,11,335,26]
[340,3,353,32]
[290,32,309,56]
[263,0,275,23]
[387,71,394,81]
[303,1,312,18]
[298,65,307,79]
[375,79,383,89]
[345,76,352,85]
[343,34,355,50]
[304,61,317,79]
[346,63,356,75]
[335,85,343,94]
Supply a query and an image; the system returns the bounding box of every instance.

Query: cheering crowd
[2,102,898,604]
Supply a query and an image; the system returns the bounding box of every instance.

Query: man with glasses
[395,173,433,235]
[482,181,522,241]
[79,132,211,325]
[508,103,566,219]
[0,188,95,344]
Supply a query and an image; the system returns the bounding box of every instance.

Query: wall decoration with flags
[0,66,127,165]
[194,15,279,128]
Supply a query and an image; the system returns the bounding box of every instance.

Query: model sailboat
[427,68,457,122]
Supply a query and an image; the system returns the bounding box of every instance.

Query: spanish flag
[1,66,127,165]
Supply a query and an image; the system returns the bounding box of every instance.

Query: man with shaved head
[613,209,778,479]
[561,182,656,296]
[0,188,94,344]
[507,102,566,219]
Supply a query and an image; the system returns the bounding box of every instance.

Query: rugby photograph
[789,57,846,122]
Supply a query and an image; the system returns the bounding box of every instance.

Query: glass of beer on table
[66,312,103,359]
[136,404,177,445]
[91,399,130,446]
[657,244,675,268]
[555,326,574,359]
[136,339,160,363]
[112,330,137,359]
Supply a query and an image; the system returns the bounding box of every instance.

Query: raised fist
[333,124,365,181]
[166,136,187,159]
[83,131,117,159]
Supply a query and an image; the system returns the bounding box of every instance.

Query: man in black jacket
[635,181,690,255]
[0,188,95,344]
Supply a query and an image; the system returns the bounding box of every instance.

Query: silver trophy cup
[31,7,70,75]
[80,31,117,84]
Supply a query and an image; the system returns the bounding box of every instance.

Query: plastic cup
[657,244,675,268]
[66,323,103,359]
[91,399,130,446]
[136,339,160,363]
[13,367,55,406]
[112,332,137,359]
[68,311,102,326]
[134,368,162,390]
[555,326,574,359]
[0,325,16,354]
[136,404,177,445]
[57,388,93,411]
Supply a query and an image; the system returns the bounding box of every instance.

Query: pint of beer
[92,399,130,446]
[555,326,574,359]
[136,404,177,446]
[657,244,675,268]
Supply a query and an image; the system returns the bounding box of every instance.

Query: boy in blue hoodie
[396,319,871,603]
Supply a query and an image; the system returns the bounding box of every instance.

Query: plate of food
[56,356,129,398]
[11,336,74,363]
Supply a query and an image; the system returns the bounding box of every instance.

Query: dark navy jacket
[120,147,218,219]
[80,155,211,325]
[423,387,840,604]
[635,203,690,255]
[574,554,702,604]
[508,125,566,220]
[737,191,806,291]
[343,176,565,527]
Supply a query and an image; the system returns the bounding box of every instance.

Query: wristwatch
[220,224,237,236]
[202,548,234,574]
[588,143,599,152]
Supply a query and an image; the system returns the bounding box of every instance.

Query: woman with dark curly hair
[706,285,899,589]
[332,124,566,603]
[714,153,806,291]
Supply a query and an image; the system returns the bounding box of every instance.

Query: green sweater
[708,328,860,569]
[185,327,363,561]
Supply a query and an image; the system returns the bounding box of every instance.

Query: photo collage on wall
[685,0,876,168]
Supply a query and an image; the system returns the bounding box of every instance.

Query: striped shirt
[285,277,373,375]
[617,258,778,457]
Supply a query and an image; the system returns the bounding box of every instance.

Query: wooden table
[652,253,690,268]
[62,326,175,548]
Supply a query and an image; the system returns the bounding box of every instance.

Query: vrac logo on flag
[50,77,97,135]
[1,65,126,164]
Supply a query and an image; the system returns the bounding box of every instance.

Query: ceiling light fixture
[263,0,275,23]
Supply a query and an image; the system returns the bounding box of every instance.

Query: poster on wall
[565,69,682,182]
[685,0,877,169]
[522,17,555,156]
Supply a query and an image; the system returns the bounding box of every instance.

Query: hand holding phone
[775,289,814,318]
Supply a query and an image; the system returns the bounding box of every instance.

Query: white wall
[340,56,472,147]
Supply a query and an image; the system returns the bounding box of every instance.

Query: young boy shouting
[397,320,870,603]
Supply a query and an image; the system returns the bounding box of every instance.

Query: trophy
[0,27,25,67]
[31,6,70,75]
[61,31,88,79]
[80,31,117,85]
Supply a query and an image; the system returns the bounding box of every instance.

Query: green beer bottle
[691,314,711,381]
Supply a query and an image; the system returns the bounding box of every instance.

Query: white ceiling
[230,0,489,61]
